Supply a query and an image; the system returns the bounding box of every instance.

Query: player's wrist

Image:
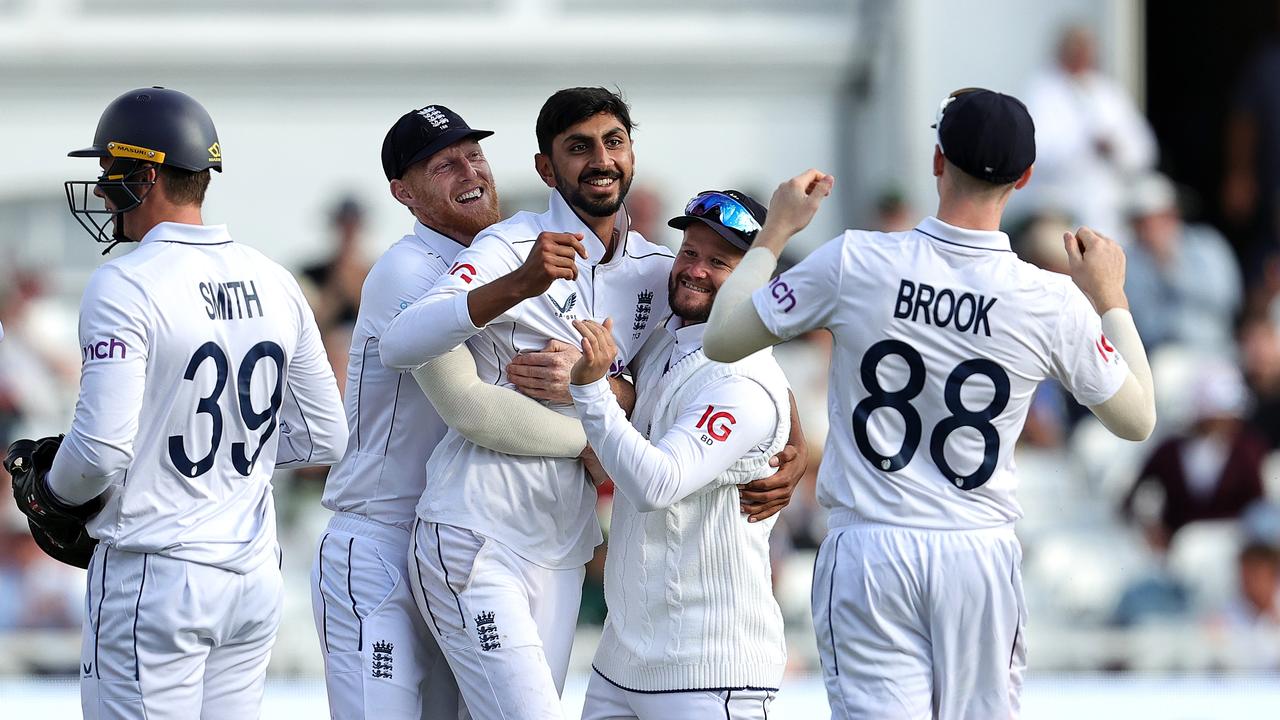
[1089,288,1129,315]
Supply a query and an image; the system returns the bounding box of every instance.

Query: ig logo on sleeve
[695,404,736,445]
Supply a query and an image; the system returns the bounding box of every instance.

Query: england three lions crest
[633,289,653,339]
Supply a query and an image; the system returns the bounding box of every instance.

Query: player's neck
[583,213,618,261]
[934,198,1005,233]
[129,205,205,240]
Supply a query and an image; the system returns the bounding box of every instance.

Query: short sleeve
[751,234,844,341]
[1049,284,1130,407]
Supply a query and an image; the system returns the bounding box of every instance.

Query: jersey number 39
[168,341,286,478]
[852,339,1010,491]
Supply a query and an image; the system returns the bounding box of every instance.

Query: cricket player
[378,87,675,719]
[312,104,593,720]
[568,190,791,720]
[703,89,1157,718]
[6,87,349,719]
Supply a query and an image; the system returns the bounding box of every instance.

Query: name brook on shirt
[200,280,265,321]
[894,279,996,337]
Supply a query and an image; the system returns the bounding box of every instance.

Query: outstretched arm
[1062,228,1156,441]
[705,169,833,362]
[569,319,777,512]
[507,338,637,416]
[411,343,587,458]
[381,231,586,370]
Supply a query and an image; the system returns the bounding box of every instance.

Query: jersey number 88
[852,339,1010,491]
[168,341,286,478]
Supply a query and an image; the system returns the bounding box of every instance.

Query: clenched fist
[1063,227,1128,314]
[513,231,587,299]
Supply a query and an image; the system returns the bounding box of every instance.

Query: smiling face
[536,112,634,218]
[668,223,744,324]
[392,139,499,242]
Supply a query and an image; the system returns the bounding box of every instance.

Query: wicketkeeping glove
[5,435,103,568]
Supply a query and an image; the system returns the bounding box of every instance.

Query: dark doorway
[1145,0,1276,247]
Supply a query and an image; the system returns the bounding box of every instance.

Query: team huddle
[3,84,1155,720]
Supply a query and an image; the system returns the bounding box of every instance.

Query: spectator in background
[1239,312,1280,449]
[300,196,372,394]
[1215,533,1280,670]
[301,195,371,333]
[1022,24,1157,237]
[0,270,78,441]
[0,505,82,632]
[1123,360,1268,552]
[624,184,665,245]
[873,187,915,232]
[1124,172,1243,352]
[1224,11,1280,272]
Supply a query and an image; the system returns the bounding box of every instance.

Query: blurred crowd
[2,22,1280,675]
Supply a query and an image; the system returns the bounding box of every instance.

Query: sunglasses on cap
[684,191,762,238]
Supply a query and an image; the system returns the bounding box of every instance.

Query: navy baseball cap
[933,88,1036,185]
[668,190,767,252]
[381,105,493,181]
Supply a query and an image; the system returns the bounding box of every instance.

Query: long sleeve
[412,344,587,457]
[276,282,348,467]
[381,233,521,370]
[569,374,775,512]
[703,247,785,363]
[48,266,150,504]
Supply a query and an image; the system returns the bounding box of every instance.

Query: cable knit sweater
[570,322,790,691]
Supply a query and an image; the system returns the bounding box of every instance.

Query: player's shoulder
[476,210,543,244]
[622,232,675,262]
[463,212,542,260]
[372,234,451,279]
[361,235,453,310]
[84,256,147,302]
[1008,256,1077,299]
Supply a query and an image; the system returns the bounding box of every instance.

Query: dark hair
[535,87,634,155]
[158,164,211,206]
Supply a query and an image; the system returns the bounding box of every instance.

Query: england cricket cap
[668,190,768,252]
[381,105,493,181]
[933,88,1036,185]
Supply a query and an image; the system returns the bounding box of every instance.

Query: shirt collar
[413,221,466,264]
[545,189,631,265]
[914,216,1013,253]
[664,313,706,358]
[139,222,232,246]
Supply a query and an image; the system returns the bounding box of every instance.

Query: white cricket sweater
[575,323,790,692]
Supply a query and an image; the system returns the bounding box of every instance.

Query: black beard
[668,273,713,324]
[558,171,633,218]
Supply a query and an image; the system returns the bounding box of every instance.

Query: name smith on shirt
[200,280,264,320]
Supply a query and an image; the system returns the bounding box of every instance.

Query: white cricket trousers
[80,544,283,720]
[311,512,467,720]
[407,520,585,720]
[812,518,1026,720]
[581,670,775,720]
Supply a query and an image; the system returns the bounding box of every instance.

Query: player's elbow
[313,418,350,465]
[1097,405,1157,442]
[703,331,744,363]
[628,473,683,513]
[630,493,670,513]
[1116,408,1157,442]
[377,330,418,371]
[67,434,133,479]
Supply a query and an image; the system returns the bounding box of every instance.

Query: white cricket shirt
[321,223,465,528]
[381,190,674,568]
[753,216,1129,530]
[48,222,348,573]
